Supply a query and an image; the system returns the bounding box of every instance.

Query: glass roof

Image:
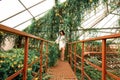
[78,0,120,40]
[0,0,57,30]
[0,0,119,34]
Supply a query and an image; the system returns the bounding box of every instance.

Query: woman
[55,30,66,61]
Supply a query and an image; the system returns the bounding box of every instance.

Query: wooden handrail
[6,69,23,80]
[84,51,118,55]
[68,33,120,80]
[0,24,51,80]
[0,24,50,42]
[68,33,120,44]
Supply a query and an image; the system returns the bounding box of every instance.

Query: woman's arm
[55,36,60,44]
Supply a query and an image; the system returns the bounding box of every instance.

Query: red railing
[1,24,120,80]
[68,33,120,80]
[0,24,51,80]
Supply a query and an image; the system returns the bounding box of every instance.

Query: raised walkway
[47,60,78,80]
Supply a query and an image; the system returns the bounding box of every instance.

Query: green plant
[0,48,24,79]
[48,44,59,67]
[42,73,51,80]
[0,48,40,79]
[85,64,101,79]
[0,44,59,79]
[24,0,102,42]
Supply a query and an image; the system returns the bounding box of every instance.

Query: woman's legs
[61,47,65,61]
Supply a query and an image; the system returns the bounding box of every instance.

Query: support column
[23,37,29,80]
[45,42,48,72]
[81,42,84,80]
[102,39,106,80]
[40,41,44,80]
[69,44,72,66]
[74,43,77,74]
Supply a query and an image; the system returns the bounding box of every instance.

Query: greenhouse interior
[0,0,120,80]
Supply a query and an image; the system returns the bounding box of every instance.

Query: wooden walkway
[47,60,78,80]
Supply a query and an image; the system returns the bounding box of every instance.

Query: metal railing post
[74,43,77,74]
[23,37,29,80]
[81,42,84,80]
[45,42,48,72]
[69,44,72,66]
[40,41,44,80]
[102,39,106,80]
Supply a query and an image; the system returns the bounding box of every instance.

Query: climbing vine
[24,0,119,42]
[24,0,103,41]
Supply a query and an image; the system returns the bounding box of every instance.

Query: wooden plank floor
[47,60,78,80]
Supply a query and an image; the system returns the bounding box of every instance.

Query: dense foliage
[0,48,24,79]
[0,44,59,79]
[0,0,119,80]
[48,44,59,67]
[0,48,39,79]
[24,0,103,41]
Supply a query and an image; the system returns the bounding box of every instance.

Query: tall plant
[24,0,101,41]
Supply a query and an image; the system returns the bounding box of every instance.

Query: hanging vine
[24,0,110,41]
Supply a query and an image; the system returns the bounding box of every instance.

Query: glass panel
[0,0,24,21]
[1,11,32,28]
[14,20,31,31]
[94,14,119,28]
[0,0,119,33]
[20,0,44,8]
[81,8,106,29]
[29,0,55,17]
[35,11,49,20]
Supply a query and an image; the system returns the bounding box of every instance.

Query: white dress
[55,35,66,50]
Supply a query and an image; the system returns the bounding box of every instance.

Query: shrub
[48,44,59,67]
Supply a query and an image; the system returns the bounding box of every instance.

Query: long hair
[59,30,65,35]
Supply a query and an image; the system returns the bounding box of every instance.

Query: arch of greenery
[0,0,119,45]
[24,0,107,41]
